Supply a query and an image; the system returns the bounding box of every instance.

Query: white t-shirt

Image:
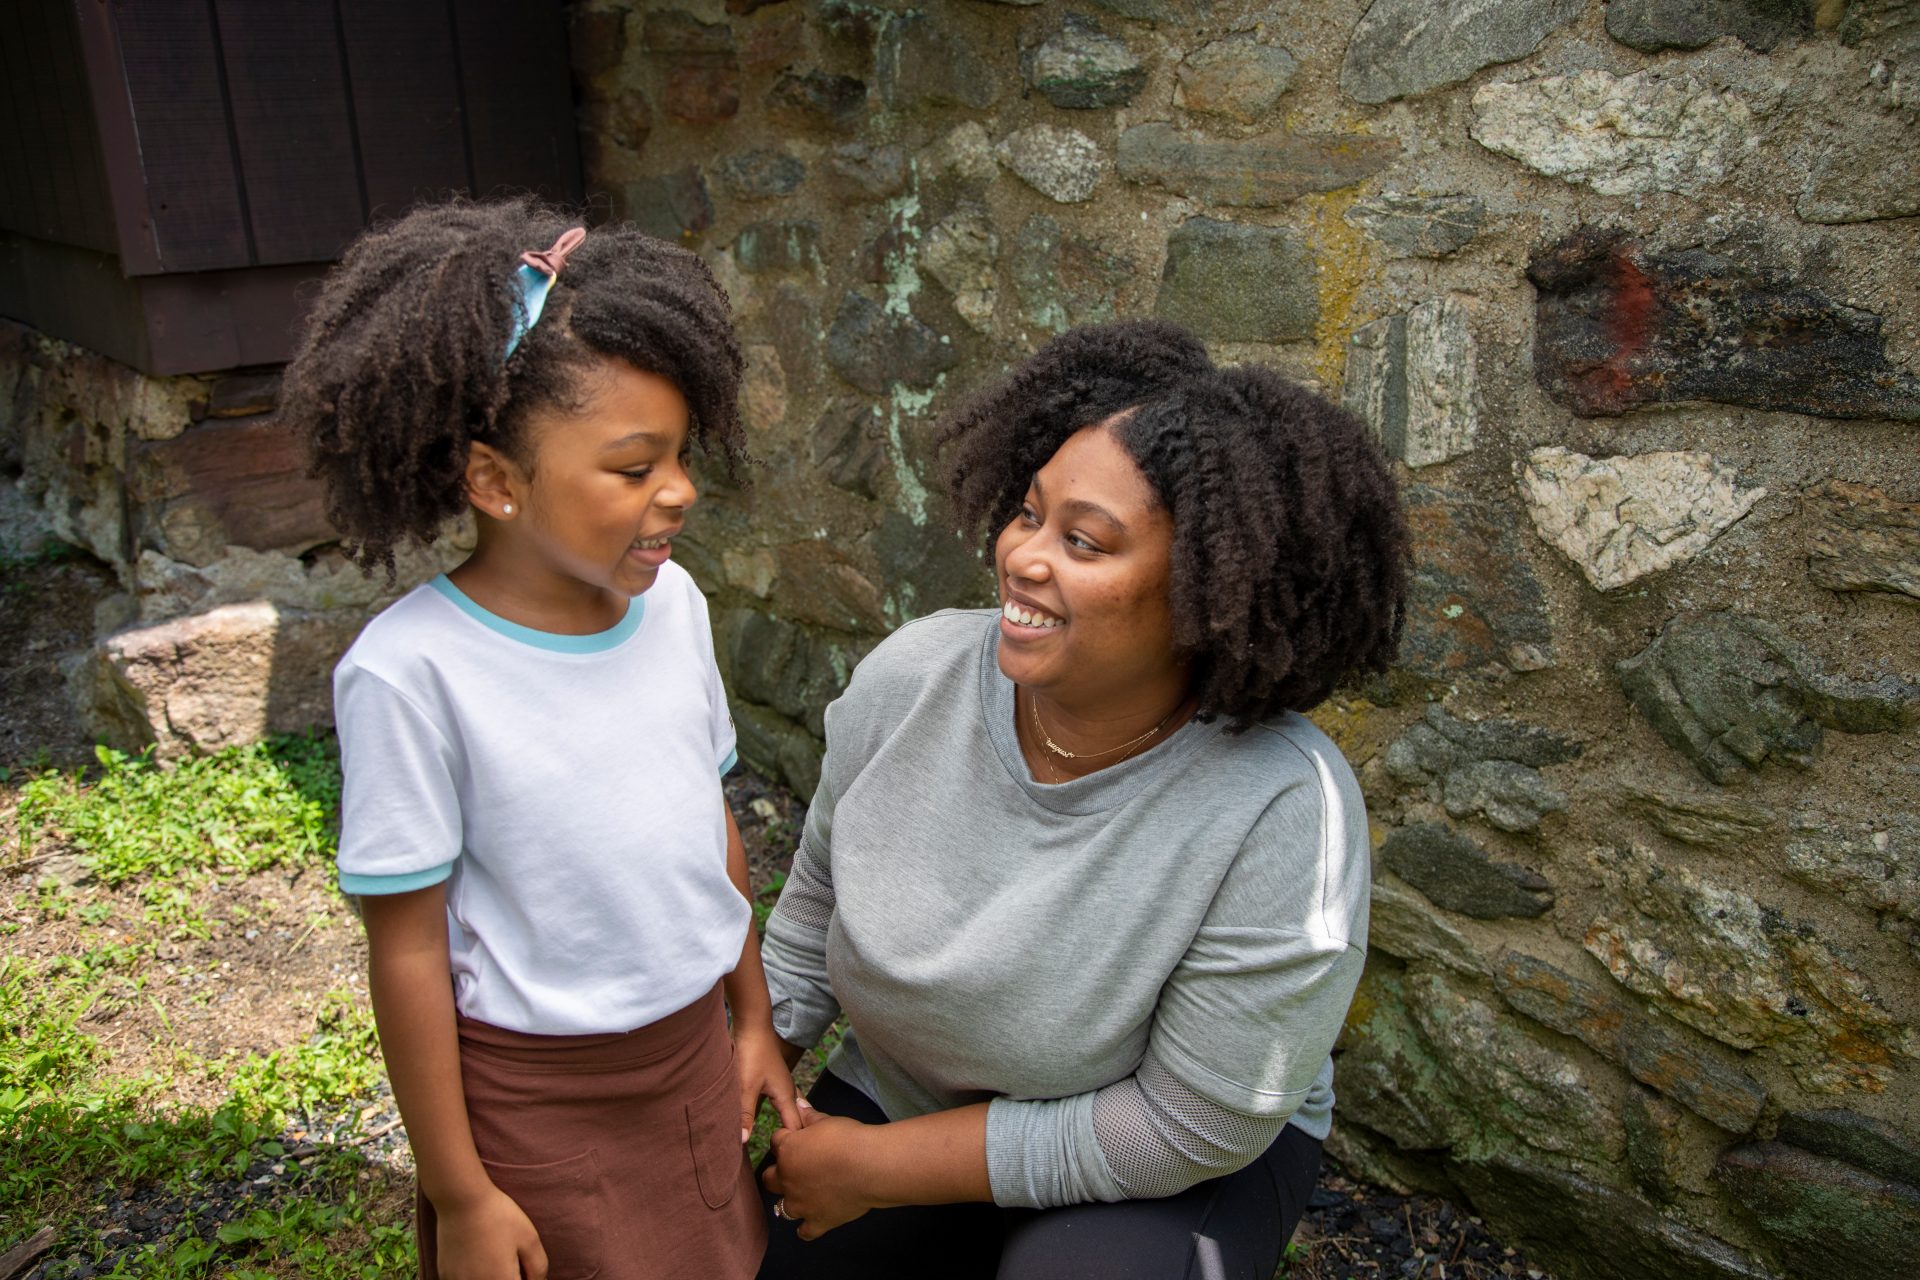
[333,560,746,1035]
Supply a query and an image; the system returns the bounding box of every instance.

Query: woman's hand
[761,1111,877,1241]
[735,1018,804,1142]
[433,1184,547,1280]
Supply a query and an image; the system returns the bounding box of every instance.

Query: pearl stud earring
[502,503,514,516]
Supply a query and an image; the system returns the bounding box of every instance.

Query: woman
[757,319,1409,1279]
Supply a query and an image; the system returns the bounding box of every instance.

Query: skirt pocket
[685,1055,746,1210]
[481,1148,605,1280]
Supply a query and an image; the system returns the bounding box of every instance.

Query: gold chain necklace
[1026,688,1182,766]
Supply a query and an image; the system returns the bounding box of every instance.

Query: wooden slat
[44,0,119,253]
[452,0,582,201]
[109,0,251,272]
[212,0,365,264]
[338,0,471,221]
[0,3,42,236]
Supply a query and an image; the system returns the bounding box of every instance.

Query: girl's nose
[659,465,697,511]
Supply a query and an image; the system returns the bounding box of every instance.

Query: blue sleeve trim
[339,862,455,896]
[719,748,739,777]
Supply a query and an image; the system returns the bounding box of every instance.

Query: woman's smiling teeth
[1004,600,1064,629]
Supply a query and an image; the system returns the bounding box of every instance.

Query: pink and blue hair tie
[504,226,587,360]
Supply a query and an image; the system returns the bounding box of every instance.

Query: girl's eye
[1019,504,1040,525]
[621,467,654,481]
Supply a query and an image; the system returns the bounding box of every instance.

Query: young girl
[281,197,800,1280]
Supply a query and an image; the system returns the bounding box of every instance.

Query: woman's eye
[1067,532,1099,552]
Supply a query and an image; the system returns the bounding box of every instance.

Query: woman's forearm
[362,888,492,1210]
[854,1102,994,1207]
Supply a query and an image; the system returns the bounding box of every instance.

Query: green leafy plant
[16,736,340,882]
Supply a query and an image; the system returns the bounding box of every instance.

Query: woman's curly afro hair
[939,318,1410,727]
[281,195,746,575]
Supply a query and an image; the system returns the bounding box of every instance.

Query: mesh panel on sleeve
[1090,1052,1287,1199]
[772,837,834,932]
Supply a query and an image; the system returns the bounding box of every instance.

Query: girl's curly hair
[938,318,1409,725]
[281,196,745,575]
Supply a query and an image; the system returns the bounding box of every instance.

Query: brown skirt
[417,983,766,1280]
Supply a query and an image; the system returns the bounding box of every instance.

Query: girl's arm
[762,1102,992,1240]
[363,886,548,1280]
[720,807,804,1138]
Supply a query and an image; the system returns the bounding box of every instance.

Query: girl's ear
[466,442,524,521]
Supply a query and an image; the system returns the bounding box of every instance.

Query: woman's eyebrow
[1061,498,1126,532]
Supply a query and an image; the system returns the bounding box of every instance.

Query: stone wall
[568,1,1920,1276]
[0,320,463,755]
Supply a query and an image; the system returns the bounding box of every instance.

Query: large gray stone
[1617,611,1920,784]
[767,70,867,130]
[1175,37,1298,122]
[1342,297,1477,469]
[824,292,957,395]
[77,602,361,757]
[713,148,806,200]
[723,608,867,739]
[1519,447,1765,592]
[1343,193,1486,258]
[995,125,1105,203]
[1019,14,1145,109]
[1470,70,1754,197]
[1528,227,1920,421]
[1799,109,1920,223]
[1777,1110,1920,1189]
[872,511,993,620]
[1783,810,1919,960]
[1378,823,1553,919]
[1340,0,1590,105]
[732,701,823,799]
[919,210,999,333]
[1117,123,1399,207]
[1806,478,1920,602]
[1368,874,1490,975]
[809,400,887,500]
[1153,218,1316,343]
[1442,759,1568,833]
[1399,487,1555,679]
[1621,781,1777,850]
[878,12,1002,111]
[826,142,909,198]
[1010,216,1133,335]
[1586,843,1920,1092]
[1385,710,1573,833]
[1606,0,1815,52]
[1417,705,1584,770]
[1451,1155,1774,1280]
[1622,1086,1689,1203]
[1718,1143,1920,1280]
[1494,950,1768,1133]
[620,168,714,242]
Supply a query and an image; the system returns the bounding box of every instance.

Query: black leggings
[755,1071,1323,1280]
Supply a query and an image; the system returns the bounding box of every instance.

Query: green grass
[3,734,413,1277]
[16,737,340,882]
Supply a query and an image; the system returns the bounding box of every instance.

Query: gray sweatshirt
[761,610,1370,1207]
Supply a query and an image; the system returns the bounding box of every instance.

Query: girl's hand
[735,1018,804,1141]
[761,1112,875,1241]
[434,1184,547,1280]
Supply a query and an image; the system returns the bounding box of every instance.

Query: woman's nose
[1003,531,1051,583]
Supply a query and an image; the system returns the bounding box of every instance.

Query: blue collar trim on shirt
[428,576,646,654]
